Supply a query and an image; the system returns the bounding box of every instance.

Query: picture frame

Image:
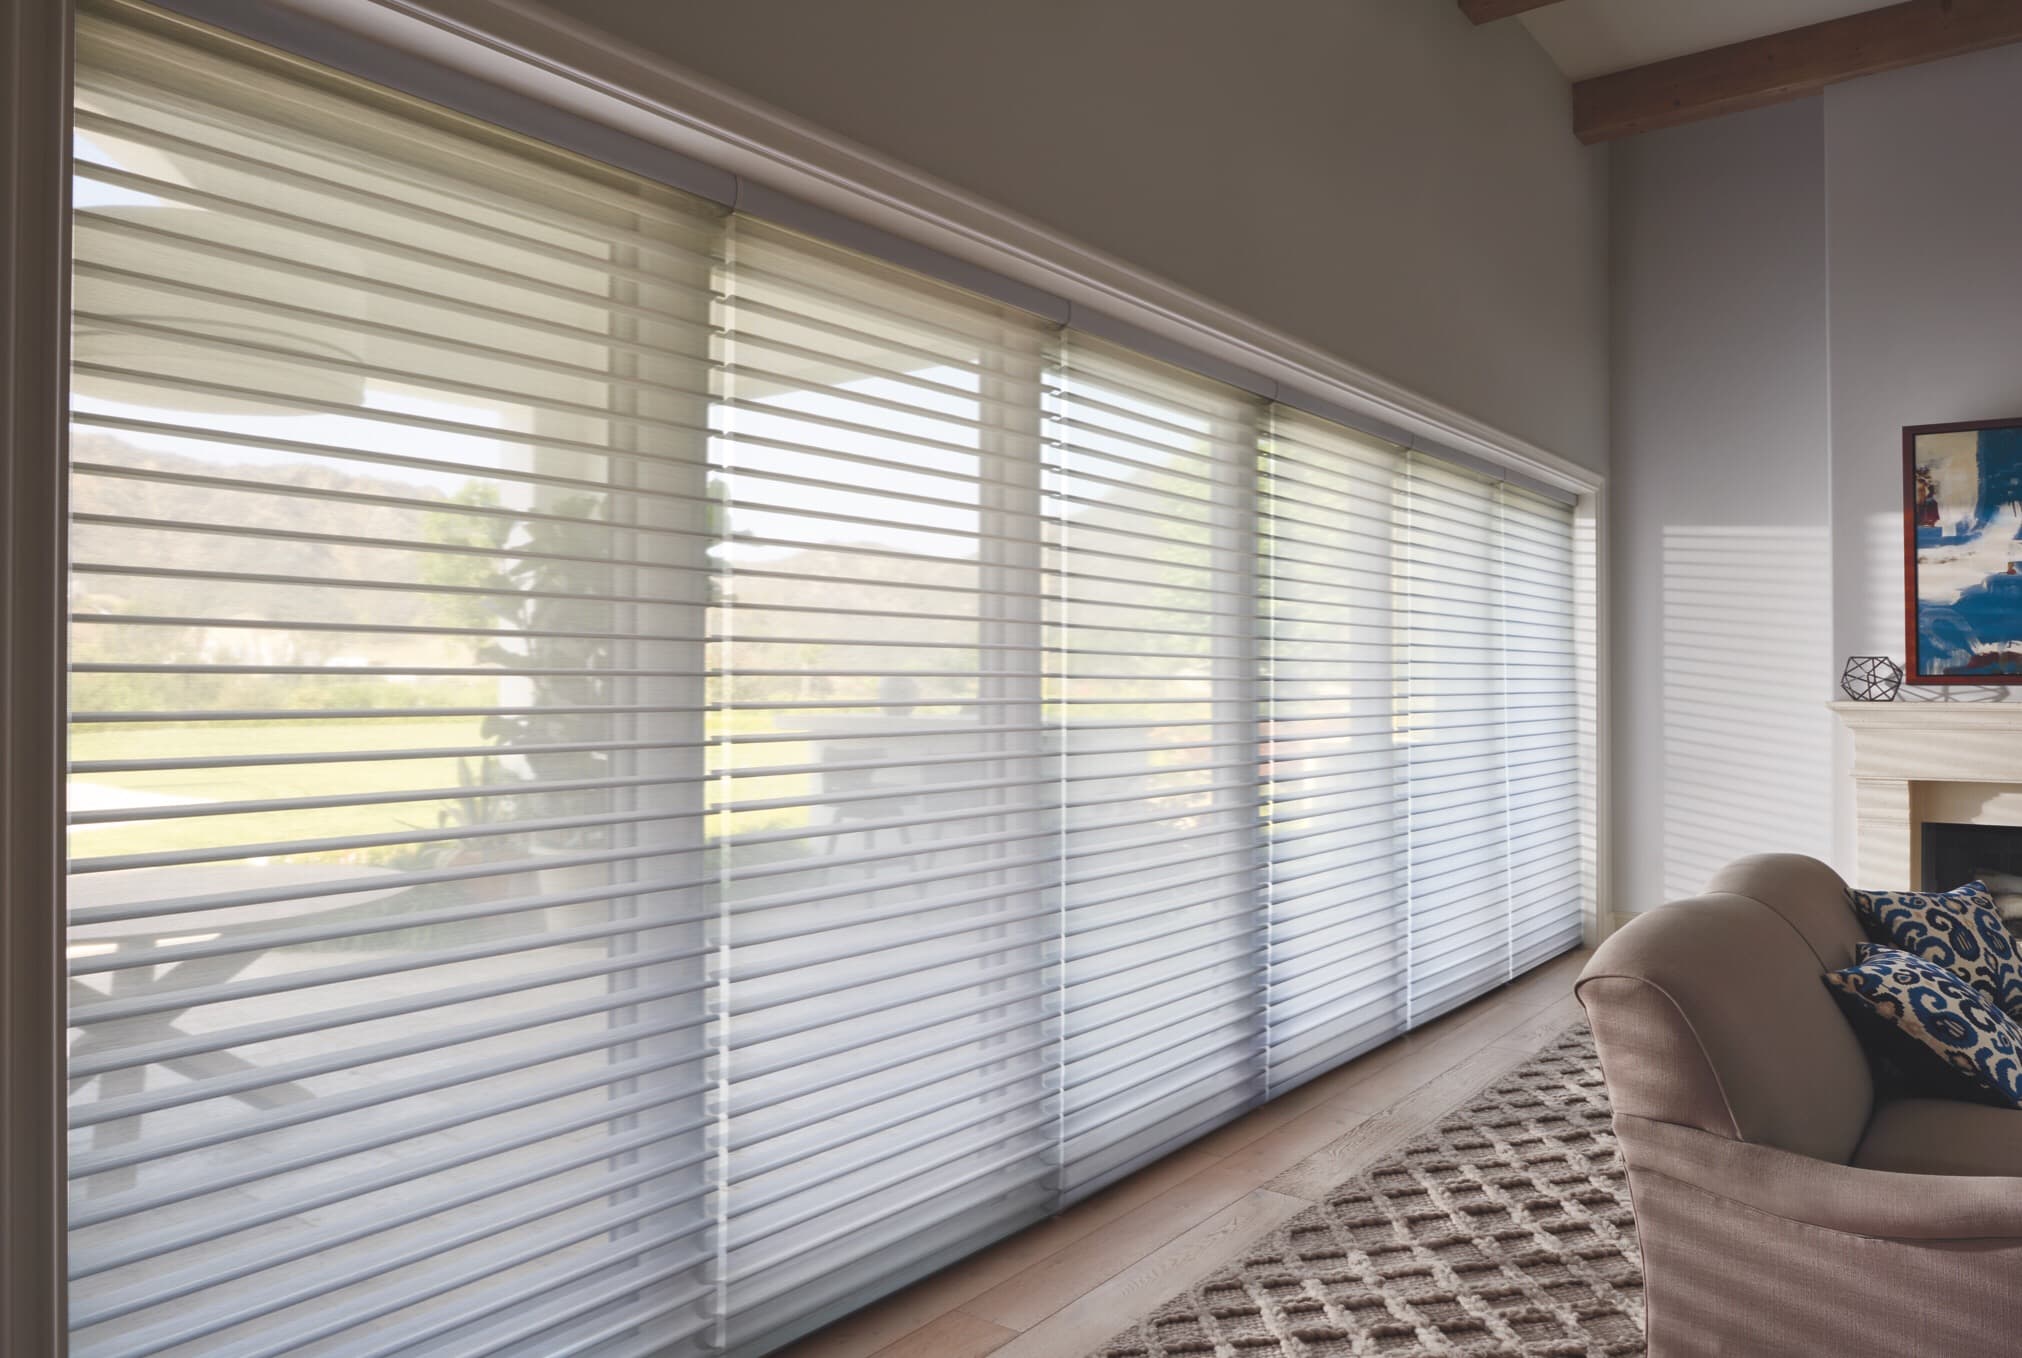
[1905,416,2022,684]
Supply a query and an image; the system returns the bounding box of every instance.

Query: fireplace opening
[1922,821,2022,927]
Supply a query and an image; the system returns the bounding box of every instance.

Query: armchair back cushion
[1578,855,1874,1165]
[1706,852,1867,970]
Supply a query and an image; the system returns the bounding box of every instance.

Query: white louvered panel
[1259,410,1409,1094]
[1401,454,1514,1024]
[1049,339,1266,1200]
[711,217,1060,1353]
[67,7,719,1357]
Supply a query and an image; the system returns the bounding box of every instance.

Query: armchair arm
[1620,1113,2022,1241]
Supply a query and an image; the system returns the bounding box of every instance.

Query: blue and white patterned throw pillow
[1849,880,2022,1020]
[1823,944,2022,1108]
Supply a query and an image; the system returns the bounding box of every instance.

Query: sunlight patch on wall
[1660,525,1834,899]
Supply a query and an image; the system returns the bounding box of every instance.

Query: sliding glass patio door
[61,6,1595,1356]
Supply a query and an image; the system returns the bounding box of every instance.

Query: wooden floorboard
[982,1190,1314,1358]
[866,1310,1018,1358]
[779,947,1591,1358]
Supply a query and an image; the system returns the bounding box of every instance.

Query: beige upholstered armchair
[1577,854,2022,1357]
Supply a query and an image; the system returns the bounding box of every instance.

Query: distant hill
[71,431,461,632]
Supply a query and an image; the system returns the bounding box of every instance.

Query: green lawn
[69,718,492,862]
[67,715,815,862]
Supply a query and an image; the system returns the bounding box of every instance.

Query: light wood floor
[776,949,1592,1358]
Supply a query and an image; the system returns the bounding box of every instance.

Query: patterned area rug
[1091,1027,1643,1357]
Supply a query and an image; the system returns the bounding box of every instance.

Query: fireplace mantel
[1831,700,2022,888]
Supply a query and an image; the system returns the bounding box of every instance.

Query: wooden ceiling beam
[1574,0,2022,144]
[1458,0,1565,25]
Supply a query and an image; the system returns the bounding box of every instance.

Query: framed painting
[1906,417,2022,683]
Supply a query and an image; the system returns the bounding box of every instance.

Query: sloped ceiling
[1519,0,1891,80]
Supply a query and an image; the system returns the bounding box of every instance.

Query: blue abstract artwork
[1912,424,2022,680]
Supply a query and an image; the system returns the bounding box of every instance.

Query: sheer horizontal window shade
[70,9,723,1358]
[1500,485,1587,974]
[66,5,1592,1357]
[1259,411,1408,1092]
[711,216,1060,1351]
[1398,457,1584,1025]
[1400,456,1515,1023]
[1051,338,1266,1199]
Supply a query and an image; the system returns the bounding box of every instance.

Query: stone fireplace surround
[1833,700,2022,893]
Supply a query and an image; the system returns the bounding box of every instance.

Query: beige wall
[532,0,1610,473]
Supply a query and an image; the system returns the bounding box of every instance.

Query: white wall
[1611,43,2022,911]
[1826,44,2022,699]
[533,0,1611,473]
[1609,99,1834,914]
